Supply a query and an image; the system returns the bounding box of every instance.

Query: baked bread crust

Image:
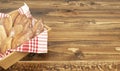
[0,10,44,53]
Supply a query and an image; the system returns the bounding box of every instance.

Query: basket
[0,25,51,69]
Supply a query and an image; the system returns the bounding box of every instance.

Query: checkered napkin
[0,3,48,59]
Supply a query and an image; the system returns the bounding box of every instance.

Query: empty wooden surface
[1,0,120,71]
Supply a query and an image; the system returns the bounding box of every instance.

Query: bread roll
[0,9,45,53]
[0,25,8,53]
[13,14,29,26]
[9,10,20,26]
[11,14,33,49]
[12,24,23,36]
[0,25,7,45]
[11,30,32,49]
[0,37,12,53]
[2,16,13,36]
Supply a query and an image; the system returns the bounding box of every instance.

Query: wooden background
[1,0,120,71]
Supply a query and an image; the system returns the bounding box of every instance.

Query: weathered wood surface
[1,0,120,70]
[0,61,120,71]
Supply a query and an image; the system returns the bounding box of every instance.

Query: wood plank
[48,42,120,52]
[21,51,120,61]
[0,52,28,69]
[43,17,120,33]
[1,1,120,21]
[44,16,120,23]
[48,35,120,41]
[1,1,120,11]
[49,31,120,36]
[46,10,120,18]
[1,61,120,71]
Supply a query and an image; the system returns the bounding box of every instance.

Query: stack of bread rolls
[0,10,44,54]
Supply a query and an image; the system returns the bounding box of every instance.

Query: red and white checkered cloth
[0,3,48,60]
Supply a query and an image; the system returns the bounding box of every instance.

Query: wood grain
[1,0,120,70]
[1,61,120,71]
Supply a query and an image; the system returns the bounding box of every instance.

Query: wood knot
[68,48,84,59]
[115,47,120,51]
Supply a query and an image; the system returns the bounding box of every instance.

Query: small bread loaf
[0,37,12,53]
[0,25,7,45]
[9,10,20,26]
[2,16,13,36]
[0,25,8,53]
[11,30,32,49]
[12,24,23,36]
[0,9,44,53]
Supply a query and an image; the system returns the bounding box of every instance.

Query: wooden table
[0,0,120,71]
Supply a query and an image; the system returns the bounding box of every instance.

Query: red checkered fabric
[0,3,48,60]
[11,29,48,53]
